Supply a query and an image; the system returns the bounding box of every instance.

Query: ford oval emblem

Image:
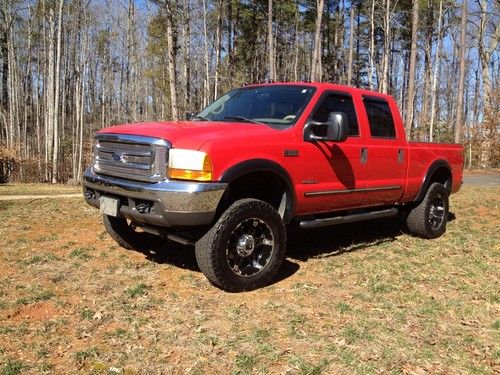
[112,152,122,162]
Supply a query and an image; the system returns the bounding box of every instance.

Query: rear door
[357,95,407,205]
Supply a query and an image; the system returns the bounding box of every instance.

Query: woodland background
[0,0,498,183]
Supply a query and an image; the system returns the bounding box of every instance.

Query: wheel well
[428,166,452,192]
[216,171,293,222]
[414,162,452,203]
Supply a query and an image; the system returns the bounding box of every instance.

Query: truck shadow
[288,211,455,261]
[140,242,300,284]
[286,216,403,261]
[140,212,455,285]
[141,241,300,282]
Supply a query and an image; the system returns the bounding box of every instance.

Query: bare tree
[454,0,468,143]
[202,0,210,106]
[214,0,222,98]
[181,0,191,115]
[477,0,499,167]
[419,0,435,141]
[293,1,300,81]
[368,0,375,90]
[347,1,355,86]
[51,0,64,182]
[429,0,444,142]
[150,0,178,120]
[380,0,391,93]
[268,0,276,81]
[311,0,325,81]
[405,0,419,138]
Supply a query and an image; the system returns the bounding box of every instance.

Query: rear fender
[414,160,452,202]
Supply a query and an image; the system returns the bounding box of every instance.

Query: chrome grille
[93,134,170,182]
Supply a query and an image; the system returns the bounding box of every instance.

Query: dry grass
[0,183,80,196]
[0,186,498,374]
[463,168,500,177]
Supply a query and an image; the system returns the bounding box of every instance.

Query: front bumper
[82,168,227,227]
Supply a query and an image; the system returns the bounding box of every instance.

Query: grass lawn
[0,185,498,374]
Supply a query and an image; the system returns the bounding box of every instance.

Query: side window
[311,94,359,136]
[363,98,396,138]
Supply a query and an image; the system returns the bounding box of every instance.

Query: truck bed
[402,142,464,203]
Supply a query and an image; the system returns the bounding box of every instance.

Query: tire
[195,199,286,292]
[406,182,449,239]
[102,215,163,251]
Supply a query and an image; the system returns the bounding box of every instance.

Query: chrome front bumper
[82,168,227,227]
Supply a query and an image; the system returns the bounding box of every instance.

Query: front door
[295,91,368,215]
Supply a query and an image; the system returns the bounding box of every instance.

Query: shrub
[0,146,18,183]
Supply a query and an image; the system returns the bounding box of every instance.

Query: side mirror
[304,111,349,142]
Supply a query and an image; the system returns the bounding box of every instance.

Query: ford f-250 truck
[83,82,464,292]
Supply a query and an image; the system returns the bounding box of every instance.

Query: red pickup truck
[83,82,463,292]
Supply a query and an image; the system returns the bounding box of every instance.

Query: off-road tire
[102,215,162,251]
[195,199,286,292]
[406,182,449,239]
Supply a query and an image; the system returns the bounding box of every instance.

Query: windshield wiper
[223,116,267,125]
[192,115,210,121]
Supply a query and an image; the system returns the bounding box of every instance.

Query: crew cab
[83,82,464,292]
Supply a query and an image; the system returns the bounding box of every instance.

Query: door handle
[398,149,404,164]
[361,148,368,164]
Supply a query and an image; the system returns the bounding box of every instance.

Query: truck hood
[98,121,278,149]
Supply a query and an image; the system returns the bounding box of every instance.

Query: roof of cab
[244,81,392,101]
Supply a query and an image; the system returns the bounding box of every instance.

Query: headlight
[168,149,213,181]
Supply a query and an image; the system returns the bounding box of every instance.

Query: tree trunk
[380,0,391,93]
[477,0,499,168]
[214,0,222,98]
[355,3,361,86]
[420,0,434,141]
[368,0,375,90]
[202,0,210,106]
[268,0,276,81]
[405,0,419,138]
[182,0,191,115]
[311,0,325,81]
[51,0,64,183]
[0,1,9,130]
[454,0,468,144]
[293,1,300,81]
[429,0,443,142]
[347,2,354,86]
[45,0,55,181]
[165,2,178,120]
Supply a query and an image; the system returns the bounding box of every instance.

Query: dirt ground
[0,185,498,374]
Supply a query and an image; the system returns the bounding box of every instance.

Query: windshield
[195,85,316,127]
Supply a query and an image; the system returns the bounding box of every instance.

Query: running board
[299,208,399,229]
[138,225,194,245]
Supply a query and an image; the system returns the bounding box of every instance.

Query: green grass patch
[74,347,99,367]
[125,283,150,298]
[15,286,54,305]
[1,360,28,375]
[69,247,94,260]
[234,353,256,374]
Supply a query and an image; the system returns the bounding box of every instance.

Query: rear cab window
[363,96,397,139]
